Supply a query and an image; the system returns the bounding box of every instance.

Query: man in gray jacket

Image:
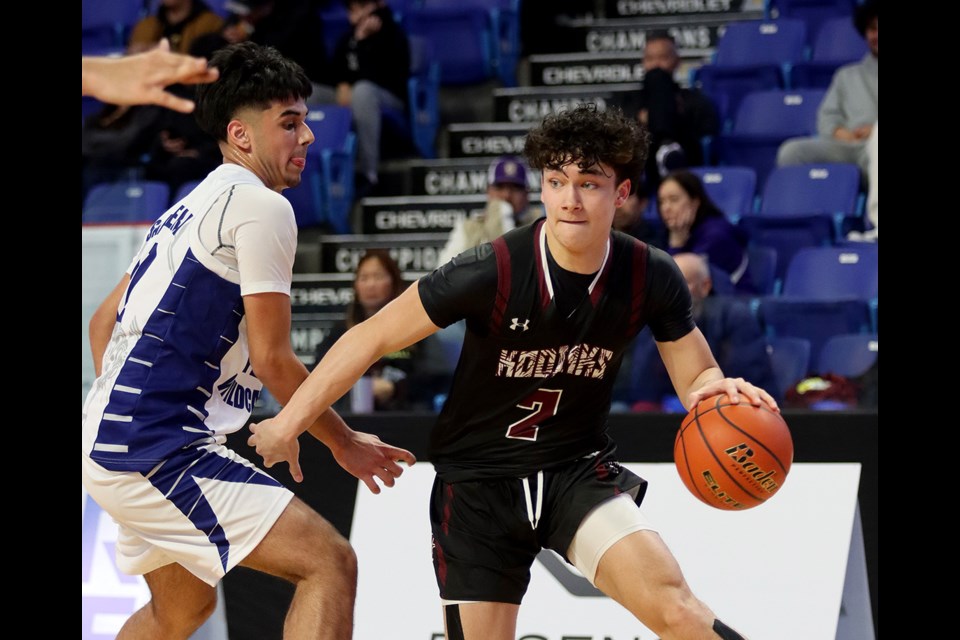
[776,0,878,176]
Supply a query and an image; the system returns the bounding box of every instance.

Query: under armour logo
[509,317,530,331]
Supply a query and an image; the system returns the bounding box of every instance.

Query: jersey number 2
[505,388,562,441]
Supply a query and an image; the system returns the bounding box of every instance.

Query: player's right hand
[249,419,304,483]
[333,430,417,495]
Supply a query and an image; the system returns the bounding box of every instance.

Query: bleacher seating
[83,179,171,224]
[766,336,811,401]
[419,0,521,86]
[757,162,863,235]
[403,5,497,86]
[738,162,862,282]
[318,3,351,60]
[757,245,877,358]
[285,106,356,233]
[381,35,441,160]
[790,14,868,89]
[694,18,808,127]
[80,1,877,415]
[716,88,825,187]
[746,245,779,295]
[688,166,758,223]
[82,0,142,55]
[816,333,878,377]
[765,0,856,44]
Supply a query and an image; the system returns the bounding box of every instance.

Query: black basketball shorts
[429,441,647,604]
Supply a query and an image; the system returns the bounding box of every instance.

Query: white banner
[351,463,864,640]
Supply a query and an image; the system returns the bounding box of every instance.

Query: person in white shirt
[437,155,541,265]
[82,41,414,639]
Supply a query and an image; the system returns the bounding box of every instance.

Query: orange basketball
[674,395,793,510]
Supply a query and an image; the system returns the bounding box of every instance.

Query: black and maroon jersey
[419,219,694,482]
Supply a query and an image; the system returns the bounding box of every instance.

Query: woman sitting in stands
[658,169,754,293]
[313,250,446,410]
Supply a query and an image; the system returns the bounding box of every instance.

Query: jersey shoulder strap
[489,235,512,335]
[624,234,649,337]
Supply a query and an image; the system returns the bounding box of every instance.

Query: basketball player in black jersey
[250,104,777,639]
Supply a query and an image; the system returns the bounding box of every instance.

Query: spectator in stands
[613,191,665,248]
[637,32,719,198]
[777,0,878,238]
[143,85,223,195]
[314,250,443,410]
[437,156,542,264]
[127,0,224,55]
[658,170,753,293]
[309,0,411,195]
[191,0,330,91]
[626,252,776,411]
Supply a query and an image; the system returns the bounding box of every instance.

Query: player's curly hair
[195,42,313,141]
[523,104,649,193]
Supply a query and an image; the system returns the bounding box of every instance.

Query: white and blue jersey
[82,164,298,473]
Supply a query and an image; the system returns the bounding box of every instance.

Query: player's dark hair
[853,0,878,38]
[659,169,726,227]
[646,30,676,46]
[523,104,649,193]
[195,42,313,141]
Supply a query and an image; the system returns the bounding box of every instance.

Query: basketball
[674,395,793,510]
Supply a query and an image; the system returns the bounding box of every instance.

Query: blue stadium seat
[739,215,834,287]
[82,0,142,55]
[766,336,811,401]
[759,162,863,235]
[318,3,351,60]
[403,6,497,86]
[285,106,356,233]
[765,0,857,44]
[746,245,779,296]
[780,245,878,300]
[381,35,441,159]
[709,245,779,296]
[739,162,861,278]
[418,0,521,86]
[758,298,870,364]
[790,15,868,89]
[757,245,877,357]
[817,333,877,377]
[694,19,808,127]
[83,180,171,224]
[717,88,825,188]
[688,166,758,223]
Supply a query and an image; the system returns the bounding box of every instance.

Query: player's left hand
[687,377,779,413]
[332,430,417,495]
[248,418,304,483]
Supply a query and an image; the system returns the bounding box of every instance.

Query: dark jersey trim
[628,238,649,336]
[531,219,552,311]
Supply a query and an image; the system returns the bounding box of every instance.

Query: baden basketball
[674,395,793,510]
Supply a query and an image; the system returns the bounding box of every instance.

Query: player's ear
[615,179,631,207]
[226,119,251,151]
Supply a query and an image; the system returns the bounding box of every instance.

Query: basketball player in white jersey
[82,42,415,639]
